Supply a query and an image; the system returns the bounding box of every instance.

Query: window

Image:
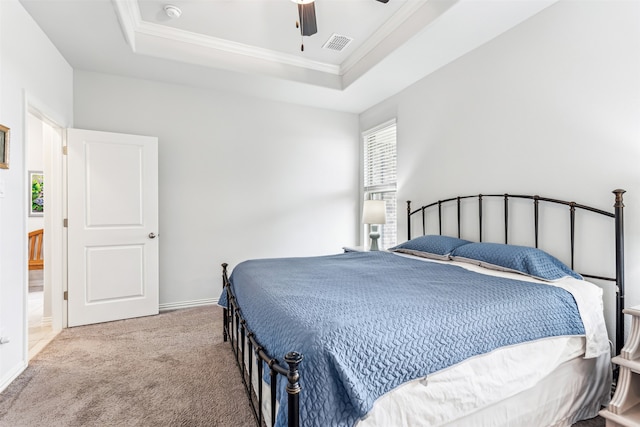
[363,119,397,249]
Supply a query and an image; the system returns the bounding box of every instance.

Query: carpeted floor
[0,306,254,427]
[0,305,606,426]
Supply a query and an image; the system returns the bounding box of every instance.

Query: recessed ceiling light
[164,5,182,19]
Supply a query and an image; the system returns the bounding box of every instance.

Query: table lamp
[362,200,386,251]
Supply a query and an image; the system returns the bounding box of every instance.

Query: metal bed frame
[222,262,302,427]
[222,189,626,427]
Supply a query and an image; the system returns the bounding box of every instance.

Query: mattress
[357,336,610,426]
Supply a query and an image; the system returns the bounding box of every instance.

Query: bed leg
[223,308,228,342]
[285,352,304,427]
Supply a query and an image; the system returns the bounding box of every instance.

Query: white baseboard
[159,298,219,312]
[0,361,27,394]
[41,316,52,327]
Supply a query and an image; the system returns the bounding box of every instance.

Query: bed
[220,190,626,427]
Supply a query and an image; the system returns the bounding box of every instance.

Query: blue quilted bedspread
[219,251,585,427]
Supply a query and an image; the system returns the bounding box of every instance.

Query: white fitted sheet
[356,336,611,426]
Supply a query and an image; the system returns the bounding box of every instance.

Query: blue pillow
[390,235,471,260]
[450,242,582,281]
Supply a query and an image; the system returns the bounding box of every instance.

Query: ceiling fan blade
[298,3,318,36]
[376,0,390,3]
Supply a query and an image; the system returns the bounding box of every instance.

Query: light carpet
[0,305,605,426]
[0,306,254,427]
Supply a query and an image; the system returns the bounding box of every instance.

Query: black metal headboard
[407,189,626,355]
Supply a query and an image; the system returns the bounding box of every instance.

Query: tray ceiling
[19,0,559,112]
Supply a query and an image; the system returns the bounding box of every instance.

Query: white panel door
[67,129,159,327]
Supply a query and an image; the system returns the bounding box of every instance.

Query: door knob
[149,233,157,239]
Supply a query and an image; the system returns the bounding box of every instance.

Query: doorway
[26,109,63,359]
[22,110,159,358]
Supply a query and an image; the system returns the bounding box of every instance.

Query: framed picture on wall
[30,171,44,216]
[0,124,9,169]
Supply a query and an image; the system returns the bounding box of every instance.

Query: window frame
[362,119,397,250]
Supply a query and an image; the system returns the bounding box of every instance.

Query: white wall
[0,0,72,391]
[73,71,360,309]
[361,0,640,342]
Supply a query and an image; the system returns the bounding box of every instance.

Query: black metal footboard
[222,263,303,427]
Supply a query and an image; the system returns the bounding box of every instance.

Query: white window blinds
[364,120,397,190]
[363,119,397,249]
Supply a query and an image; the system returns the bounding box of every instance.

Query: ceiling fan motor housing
[298,3,318,36]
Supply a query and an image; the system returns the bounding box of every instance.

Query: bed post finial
[285,351,304,427]
[614,189,626,208]
[221,263,230,288]
[222,263,229,282]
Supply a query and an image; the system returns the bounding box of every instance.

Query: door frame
[24,95,67,354]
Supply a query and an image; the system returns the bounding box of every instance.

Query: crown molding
[339,0,433,76]
[111,0,430,89]
[111,0,558,96]
[112,0,141,51]
[113,0,342,80]
[136,20,341,75]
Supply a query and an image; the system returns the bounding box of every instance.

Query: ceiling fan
[292,0,390,51]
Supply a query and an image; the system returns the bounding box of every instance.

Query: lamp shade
[362,200,386,225]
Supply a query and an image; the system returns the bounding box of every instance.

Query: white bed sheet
[356,336,611,426]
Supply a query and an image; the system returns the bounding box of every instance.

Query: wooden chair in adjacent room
[28,228,44,271]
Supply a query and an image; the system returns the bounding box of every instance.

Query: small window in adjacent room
[363,119,397,250]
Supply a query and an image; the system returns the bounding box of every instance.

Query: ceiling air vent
[322,34,353,52]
